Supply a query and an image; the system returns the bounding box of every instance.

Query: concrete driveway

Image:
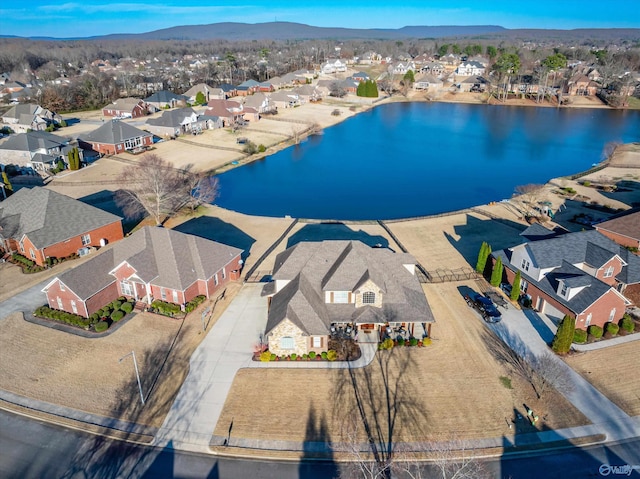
[0,278,49,320]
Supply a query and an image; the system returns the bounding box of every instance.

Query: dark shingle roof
[0,187,122,249]
[144,90,187,103]
[81,120,151,145]
[264,240,434,335]
[595,209,640,242]
[0,131,69,153]
[146,108,197,128]
[51,226,242,300]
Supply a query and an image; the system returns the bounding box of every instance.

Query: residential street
[0,278,48,319]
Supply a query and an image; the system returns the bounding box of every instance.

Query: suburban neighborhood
[0,15,640,479]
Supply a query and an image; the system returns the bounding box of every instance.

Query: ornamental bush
[290,353,297,361]
[94,321,109,333]
[620,314,635,333]
[381,338,394,350]
[260,351,272,362]
[588,325,603,339]
[326,350,338,361]
[121,302,133,314]
[605,322,619,336]
[111,300,122,310]
[552,315,575,354]
[111,310,124,322]
[321,351,328,360]
[397,337,405,346]
[422,338,432,346]
[309,351,317,359]
[409,337,419,346]
[573,329,588,344]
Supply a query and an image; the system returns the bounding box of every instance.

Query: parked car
[466,292,502,322]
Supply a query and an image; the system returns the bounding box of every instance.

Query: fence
[423,267,478,283]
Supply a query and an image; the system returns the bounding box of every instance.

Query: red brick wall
[594,257,624,286]
[40,221,123,266]
[596,228,640,249]
[112,262,137,282]
[576,289,627,330]
[16,235,40,264]
[183,281,201,303]
[85,282,119,317]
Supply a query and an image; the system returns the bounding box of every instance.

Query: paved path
[0,278,48,319]
[488,307,640,442]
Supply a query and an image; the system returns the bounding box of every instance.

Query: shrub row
[378,337,430,350]
[258,350,337,361]
[151,299,182,316]
[620,314,635,334]
[573,329,588,344]
[12,253,34,267]
[185,295,206,313]
[34,306,91,329]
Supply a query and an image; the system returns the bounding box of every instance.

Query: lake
[215,102,640,220]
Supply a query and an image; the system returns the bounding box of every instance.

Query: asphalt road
[0,278,48,319]
[2,409,640,479]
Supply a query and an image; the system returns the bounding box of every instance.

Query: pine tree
[511,271,521,301]
[475,241,491,273]
[357,81,365,97]
[552,315,576,354]
[490,256,503,286]
[2,171,13,196]
[74,147,81,170]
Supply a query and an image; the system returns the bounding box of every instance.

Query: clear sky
[1,0,638,38]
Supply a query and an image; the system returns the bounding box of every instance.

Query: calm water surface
[215,102,640,220]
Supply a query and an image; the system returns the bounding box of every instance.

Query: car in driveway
[466,292,502,323]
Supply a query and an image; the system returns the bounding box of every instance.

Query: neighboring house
[102,98,148,119]
[184,83,216,103]
[0,130,71,171]
[292,85,322,103]
[257,81,275,92]
[351,71,370,82]
[144,90,188,111]
[493,226,640,330]
[595,209,640,249]
[413,74,443,91]
[455,61,486,77]
[566,74,598,96]
[236,79,260,96]
[204,99,245,126]
[0,187,123,267]
[79,120,153,155]
[321,59,347,74]
[42,226,243,318]
[388,61,416,76]
[1,103,61,133]
[458,76,490,93]
[261,240,435,357]
[420,61,445,76]
[145,107,202,137]
[243,92,275,114]
[217,83,238,98]
[269,90,300,109]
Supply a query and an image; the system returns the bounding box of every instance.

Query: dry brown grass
[0,281,241,429]
[215,280,588,444]
[565,341,640,416]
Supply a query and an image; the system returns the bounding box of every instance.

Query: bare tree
[602,141,621,162]
[530,353,574,399]
[115,154,217,225]
[513,184,546,216]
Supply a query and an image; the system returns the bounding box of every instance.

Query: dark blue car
[470,292,502,322]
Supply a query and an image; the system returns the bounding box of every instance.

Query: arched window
[362,291,376,304]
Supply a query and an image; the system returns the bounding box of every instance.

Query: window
[521,259,530,271]
[604,266,615,278]
[312,336,322,348]
[560,284,567,296]
[124,137,142,150]
[333,291,349,304]
[221,268,226,279]
[161,288,166,300]
[214,273,219,286]
[81,234,91,246]
[70,300,77,314]
[609,308,616,322]
[280,337,295,350]
[585,313,592,326]
[56,297,63,309]
[19,240,24,253]
[60,283,65,292]
[121,281,133,296]
[520,280,528,293]
[362,291,376,304]
[29,249,35,260]
[172,290,179,303]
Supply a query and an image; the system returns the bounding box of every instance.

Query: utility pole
[119,350,145,406]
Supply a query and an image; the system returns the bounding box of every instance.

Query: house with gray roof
[102,97,148,119]
[493,227,640,329]
[0,187,123,267]
[1,103,61,133]
[144,90,188,111]
[262,240,435,357]
[594,208,640,250]
[0,130,71,171]
[79,119,153,155]
[145,107,203,137]
[42,226,243,318]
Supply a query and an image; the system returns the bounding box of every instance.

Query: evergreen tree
[74,147,81,169]
[195,91,206,105]
[2,170,13,196]
[356,81,365,97]
[475,241,491,273]
[552,315,576,354]
[511,271,521,301]
[367,80,378,97]
[490,256,503,286]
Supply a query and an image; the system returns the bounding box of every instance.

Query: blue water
[215,102,640,220]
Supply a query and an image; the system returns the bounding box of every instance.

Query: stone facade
[268,318,308,356]
[354,279,383,308]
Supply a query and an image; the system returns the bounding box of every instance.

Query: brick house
[79,120,153,155]
[492,225,640,330]
[0,187,123,266]
[261,240,435,357]
[594,209,640,250]
[42,226,243,318]
[102,97,148,119]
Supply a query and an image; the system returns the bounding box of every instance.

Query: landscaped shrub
[606,322,619,336]
[90,313,100,323]
[422,338,432,346]
[326,350,337,361]
[321,351,328,360]
[309,351,317,359]
[34,306,88,328]
[121,302,133,314]
[260,351,272,362]
[111,310,124,322]
[588,325,603,339]
[381,338,394,350]
[12,253,34,267]
[620,314,635,333]
[151,300,182,316]
[573,329,588,344]
[409,337,419,346]
[94,321,109,333]
[397,337,405,346]
[257,144,266,153]
[290,353,297,361]
[270,353,277,361]
[111,300,122,310]
[185,295,206,313]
